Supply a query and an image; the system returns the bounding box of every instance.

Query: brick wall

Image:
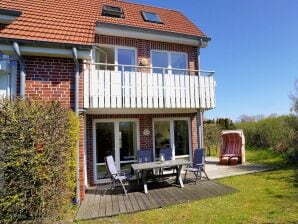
[86,113,198,186]
[95,35,199,71]
[21,56,83,109]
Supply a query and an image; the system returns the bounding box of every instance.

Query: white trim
[95,26,201,46]
[152,117,192,161]
[0,44,92,59]
[86,108,198,114]
[92,118,140,183]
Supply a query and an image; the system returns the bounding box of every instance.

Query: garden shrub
[236,115,297,164]
[0,98,79,223]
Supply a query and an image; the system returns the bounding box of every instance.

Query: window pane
[174,120,189,156]
[119,122,137,162]
[142,11,162,23]
[171,53,187,75]
[96,122,115,180]
[96,123,115,164]
[152,51,168,74]
[118,48,135,72]
[154,121,171,157]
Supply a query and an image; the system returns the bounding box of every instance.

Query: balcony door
[153,118,191,160]
[93,46,136,72]
[93,119,139,182]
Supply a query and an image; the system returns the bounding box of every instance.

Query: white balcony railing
[84,63,216,110]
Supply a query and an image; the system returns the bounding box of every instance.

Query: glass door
[119,122,137,170]
[154,121,171,158]
[154,119,190,160]
[94,120,138,181]
[95,122,115,180]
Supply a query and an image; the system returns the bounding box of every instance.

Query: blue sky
[130,0,298,121]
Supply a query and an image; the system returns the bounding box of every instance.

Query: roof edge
[96,21,210,41]
[0,37,92,50]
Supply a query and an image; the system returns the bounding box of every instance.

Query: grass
[77,149,298,224]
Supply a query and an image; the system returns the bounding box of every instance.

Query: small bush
[0,98,79,223]
[236,115,297,165]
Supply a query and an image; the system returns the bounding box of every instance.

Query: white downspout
[12,42,25,97]
[72,47,80,204]
[197,39,204,149]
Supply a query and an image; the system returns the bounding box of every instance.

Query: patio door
[94,120,138,182]
[153,118,191,160]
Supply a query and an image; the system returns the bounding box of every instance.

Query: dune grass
[77,149,298,224]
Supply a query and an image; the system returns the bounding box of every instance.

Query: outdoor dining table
[131,159,191,194]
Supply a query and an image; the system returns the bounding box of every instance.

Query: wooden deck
[76,179,236,220]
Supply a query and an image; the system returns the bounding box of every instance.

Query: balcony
[83,63,216,110]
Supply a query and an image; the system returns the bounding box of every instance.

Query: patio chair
[159,148,175,176]
[184,148,209,184]
[137,149,153,163]
[136,149,154,182]
[103,155,131,196]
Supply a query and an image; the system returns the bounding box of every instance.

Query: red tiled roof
[0,0,207,45]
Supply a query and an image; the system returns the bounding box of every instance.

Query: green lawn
[77,149,298,224]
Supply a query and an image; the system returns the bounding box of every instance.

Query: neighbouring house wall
[95,35,199,71]
[86,113,198,186]
[16,56,86,200]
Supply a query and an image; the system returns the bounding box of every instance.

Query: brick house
[0,0,215,203]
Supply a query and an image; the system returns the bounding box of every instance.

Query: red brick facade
[16,35,200,201]
[95,35,199,71]
[86,113,198,186]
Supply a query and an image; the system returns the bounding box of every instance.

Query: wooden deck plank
[134,192,149,211]
[128,192,141,212]
[123,194,134,213]
[76,180,236,221]
[117,194,127,214]
[145,192,160,209]
[153,187,172,205]
[89,189,102,219]
[98,194,107,217]
[105,194,113,217]
[150,189,167,207]
[111,193,120,216]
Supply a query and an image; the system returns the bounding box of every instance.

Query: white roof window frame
[141,11,163,24]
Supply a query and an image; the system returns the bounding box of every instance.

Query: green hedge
[236,115,298,164]
[0,98,79,223]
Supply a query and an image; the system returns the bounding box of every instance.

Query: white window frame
[92,118,140,183]
[150,49,188,74]
[152,117,192,161]
[92,44,137,71]
[0,55,17,99]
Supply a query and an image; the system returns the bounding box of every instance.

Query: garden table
[131,159,191,193]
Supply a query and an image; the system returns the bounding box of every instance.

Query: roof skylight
[141,11,163,24]
[102,5,124,18]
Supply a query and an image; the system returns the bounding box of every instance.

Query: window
[151,50,188,74]
[94,120,138,181]
[102,5,124,18]
[151,51,168,74]
[117,48,136,72]
[141,11,163,24]
[0,54,16,98]
[154,118,191,160]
